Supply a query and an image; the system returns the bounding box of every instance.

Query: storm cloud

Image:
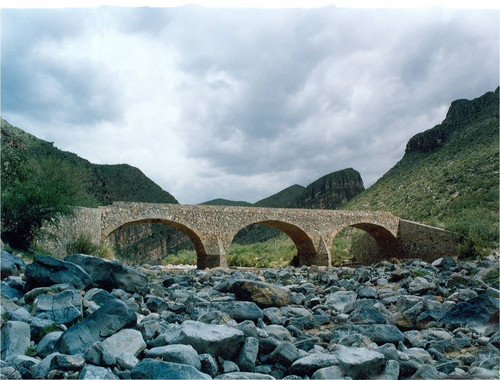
[1,5,498,204]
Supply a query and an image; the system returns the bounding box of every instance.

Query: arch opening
[227,220,316,268]
[332,222,399,265]
[104,219,204,266]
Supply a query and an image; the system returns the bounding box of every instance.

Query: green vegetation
[162,237,298,268]
[227,239,297,268]
[200,198,253,207]
[38,323,59,339]
[1,144,95,250]
[66,233,116,260]
[344,88,499,259]
[25,345,38,357]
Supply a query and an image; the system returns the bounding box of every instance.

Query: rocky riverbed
[1,250,499,379]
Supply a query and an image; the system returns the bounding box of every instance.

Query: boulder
[436,295,499,329]
[291,353,340,376]
[150,320,244,360]
[216,373,275,379]
[324,291,357,313]
[65,254,148,295]
[79,364,117,379]
[24,254,92,290]
[229,280,291,308]
[1,251,25,278]
[37,331,64,358]
[145,344,202,370]
[56,298,137,355]
[211,301,264,322]
[32,289,82,324]
[238,337,259,372]
[1,321,30,362]
[131,358,211,379]
[311,366,345,380]
[99,329,146,365]
[330,346,385,379]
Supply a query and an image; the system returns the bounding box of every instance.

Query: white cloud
[1,6,498,204]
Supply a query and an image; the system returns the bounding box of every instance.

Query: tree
[1,146,95,250]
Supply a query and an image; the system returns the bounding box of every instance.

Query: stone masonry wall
[397,219,459,261]
[37,207,102,259]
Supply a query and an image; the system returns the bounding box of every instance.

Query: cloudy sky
[1,2,498,204]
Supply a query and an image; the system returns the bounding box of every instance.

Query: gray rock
[333,324,404,345]
[436,295,499,329]
[100,328,146,365]
[57,298,137,355]
[32,289,83,324]
[330,345,385,379]
[52,354,85,371]
[1,251,25,278]
[238,337,259,372]
[229,280,291,308]
[410,363,441,379]
[1,321,30,362]
[216,373,275,379]
[221,360,239,373]
[150,320,244,360]
[211,301,264,322]
[37,331,64,358]
[378,359,400,380]
[131,358,211,379]
[65,254,149,295]
[200,353,219,378]
[311,366,344,380]
[32,353,59,379]
[116,352,139,371]
[84,288,115,306]
[346,305,387,324]
[79,364,117,379]
[324,291,357,313]
[291,353,340,376]
[268,341,300,366]
[25,254,92,290]
[0,283,24,300]
[145,344,202,370]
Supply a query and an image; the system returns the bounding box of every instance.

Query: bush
[162,249,197,266]
[1,147,96,250]
[66,233,115,260]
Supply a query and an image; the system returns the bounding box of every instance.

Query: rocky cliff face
[295,168,365,209]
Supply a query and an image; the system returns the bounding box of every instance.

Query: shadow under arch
[103,218,207,263]
[230,220,317,267]
[345,222,399,264]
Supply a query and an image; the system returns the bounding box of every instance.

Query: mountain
[344,87,499,255]
[200,198,253,207]
[1,119,178,205]
[254,185,305,208]
[295,168,365,209]
[1,119,179,263]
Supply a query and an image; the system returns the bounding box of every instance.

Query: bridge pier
[197,236,229,269]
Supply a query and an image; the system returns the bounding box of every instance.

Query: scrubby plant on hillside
[1,146,96,250]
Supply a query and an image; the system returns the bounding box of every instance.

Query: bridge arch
[102,218,207,264]
[228,219,318,267]
[329,222,399,264]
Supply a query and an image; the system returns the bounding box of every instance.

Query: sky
[1,2,499,205]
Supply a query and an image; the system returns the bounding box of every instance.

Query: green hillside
[254,185,305,208]
[200,198,253,207]
[1,119,178,206]
[344,87,499,257]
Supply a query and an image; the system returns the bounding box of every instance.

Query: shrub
[66,233,115,260]
[1,147,95,251]
[162,249,197,266]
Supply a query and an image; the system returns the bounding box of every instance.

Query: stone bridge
[44,202,458,268]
